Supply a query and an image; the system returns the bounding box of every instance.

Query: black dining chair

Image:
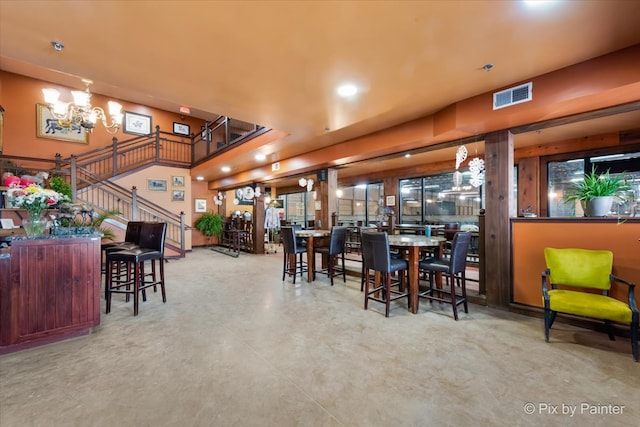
[417,231,472,320]
[313,226,347,286]
[105,222,167,316]
[280,226,307,284]
[362,231,410,317]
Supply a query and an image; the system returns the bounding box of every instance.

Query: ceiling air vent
[493,82,532,110]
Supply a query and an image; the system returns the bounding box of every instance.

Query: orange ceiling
[1,1,640,187]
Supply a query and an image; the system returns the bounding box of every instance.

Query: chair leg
[329,256,334,286]
[133,261,141,316]
[544,308,553,342]
[282,253,287,281]
[449,274,459,320]
[384,273,391,318]
[106,260,113,314]
[341,252,346,283]
[364,269,370,310]
[604,320,616,341]
[461,272,468,314]
[159,257,167,303]
[631,319,638,362]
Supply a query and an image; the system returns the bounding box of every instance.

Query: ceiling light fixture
[299,177,314,192]
[221,166,231,173]
[336,83,358,98]
[42,79,123,134]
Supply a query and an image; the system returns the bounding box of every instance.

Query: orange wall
[0,71,204,158]
[512,219,640,307]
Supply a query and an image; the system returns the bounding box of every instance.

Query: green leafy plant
[564,166,630,202]
[194,211,224,245]
[48,176,73,202]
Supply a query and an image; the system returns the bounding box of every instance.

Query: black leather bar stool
[313,226,347,286]
[281,226,307,284]
[362,231,409,317]
[105,222,167,316]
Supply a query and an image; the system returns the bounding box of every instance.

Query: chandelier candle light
[42,79,123,134]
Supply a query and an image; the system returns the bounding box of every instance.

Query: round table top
[295,229,331,237]
[387,235,445,247]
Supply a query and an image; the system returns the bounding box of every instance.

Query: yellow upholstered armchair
[542,248,638,361]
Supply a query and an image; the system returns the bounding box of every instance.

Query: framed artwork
[172,175,185,187]
[385,195,396,207]
[147,179,167,191]
[173,122,190,136]
[0,105,4,153]
[124,111,152,135]
[36,103,89,144]
[201,126,211,142]
[195,198,207,213]
[172,190,185,202]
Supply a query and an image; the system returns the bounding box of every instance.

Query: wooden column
[484,130,514,308]
[517,156,540,216]
[253,187,265,254]
[316,168,337,229]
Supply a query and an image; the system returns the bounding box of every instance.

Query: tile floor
[0,247,638,427]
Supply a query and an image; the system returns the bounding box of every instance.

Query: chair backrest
[544,247,613,290]
[138,222,167,254]
[327,226,347,255]
[280,226,298,253]
[124,221,145,244]
[448,231,472,274]
[361,231,392,273]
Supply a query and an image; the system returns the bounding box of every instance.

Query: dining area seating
[362,231,410,317]
[104,221,168,316]
[313,226,348,286]
[417,231,472,320]
[280,226,308,284]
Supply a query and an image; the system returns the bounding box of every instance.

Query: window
[547,151,640,217]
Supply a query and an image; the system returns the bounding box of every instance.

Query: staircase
[1,119,269,257]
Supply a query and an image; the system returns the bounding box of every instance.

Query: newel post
[70,155,77,202]
[131,186,138,220]
[111,137,118,176]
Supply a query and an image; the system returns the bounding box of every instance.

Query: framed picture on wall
[36,104,89,144]
[172,175,185,187]
[195,198,207,213]
[124,111,152,135]
[173,122,190,136]
[172,190,185,202]
[147,179,167,191]
[385,195,396,207]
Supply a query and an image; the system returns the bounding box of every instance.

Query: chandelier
[42,79,123,134]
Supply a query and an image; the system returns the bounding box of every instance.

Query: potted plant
[564,166,630,217]
[48,175,73,203]
[194,211,224,246]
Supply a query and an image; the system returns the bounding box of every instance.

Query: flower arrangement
[7,185,67,219]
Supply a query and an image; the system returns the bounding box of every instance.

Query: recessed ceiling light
[196,176,204,181]
[255,153,266,161]
[405,153,411,158]
[336,83,358,98]
[221,166,231,173]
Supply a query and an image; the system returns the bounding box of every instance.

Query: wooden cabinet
[0,235,101,353]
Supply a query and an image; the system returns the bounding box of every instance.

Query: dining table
[387,234,446,314]
[295,229,331,282]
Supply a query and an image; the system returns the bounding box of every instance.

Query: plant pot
[22,218,47,236]
[582,196,613,217]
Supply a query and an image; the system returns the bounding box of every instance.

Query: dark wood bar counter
[0,234,102,354]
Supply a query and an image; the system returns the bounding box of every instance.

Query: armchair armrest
[611,274,638,313]
[541,268,551,302]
